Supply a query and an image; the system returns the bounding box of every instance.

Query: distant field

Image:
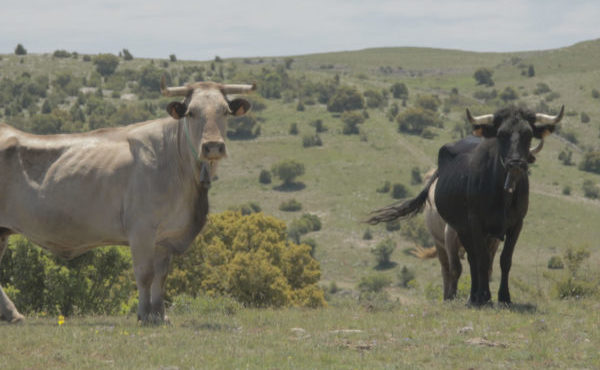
[1,40,600,367]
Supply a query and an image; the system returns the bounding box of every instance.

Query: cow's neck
[175,117,211,189]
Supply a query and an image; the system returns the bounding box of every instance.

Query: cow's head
[467,105,564,192]
[161,76,255,182]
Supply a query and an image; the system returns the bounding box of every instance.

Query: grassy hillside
[2,42,600,307]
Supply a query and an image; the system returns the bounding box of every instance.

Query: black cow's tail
[365,169,438,225]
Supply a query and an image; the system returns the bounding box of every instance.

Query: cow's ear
[229,99,251,116]
[167,102,187,119]
[533,125,555,139]
[472,125,497,138]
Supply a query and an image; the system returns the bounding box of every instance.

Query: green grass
[2,40,600,367]
[2,297,599,369]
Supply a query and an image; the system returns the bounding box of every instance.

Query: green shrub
[562,186,571,195]
[376,181,391,193]
[582,179,599,199]
[396,107,442,135]
[580,112,590,123]
[499,86,519,102]
[410,167,423,185]
[302,134,322,147]
[579,151,600,174]
[14,44,27,55]
[363,228,373,240]
[558,149,574,166]
[364,89,386,108]
[228,202,262,215]
[397,266,416,288]
[534,83,551,95]
[53,50,72,58]
[288,214,322,243]
[310,119,327,133]
[371,238,396,267]
[94,54,120,77]
[400,217,433,247]
[0,236,134,316]
[391,183,409,199]
[592,89,600,99]
[390,82,408,99]
[227,113,261,139]
[341,111,364,135]
[385,220,401,232]
[289,122,298,135]
[259,169,272,184]
[271,160,305,186]
[415,95,441,112]
[358,274,391,293]
[473,68,494,86]
[547,256,564,269]
[167,211,325,308]
[551,247,596,299]
[327,86,364,112]
[121,49,133,61]
[279,199,302,212]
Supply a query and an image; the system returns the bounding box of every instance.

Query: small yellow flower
[58,315,65,326]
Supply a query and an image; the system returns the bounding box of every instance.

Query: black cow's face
[467,106,564,192]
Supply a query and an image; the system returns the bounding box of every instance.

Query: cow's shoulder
[438,135,481,171]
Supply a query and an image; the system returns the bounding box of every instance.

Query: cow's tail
[365,169,438,224]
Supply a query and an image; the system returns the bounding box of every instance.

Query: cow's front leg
[130,232,156,323]
[0,233,24,323]
[150,245,172,323]
[498,221,522,304]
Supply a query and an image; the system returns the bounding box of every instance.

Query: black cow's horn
[535,105,564,125]
[530,139,544,154]
[466,108,494,125]
[160,76,192,97]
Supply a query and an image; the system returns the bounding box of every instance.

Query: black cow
[367,106,563,305]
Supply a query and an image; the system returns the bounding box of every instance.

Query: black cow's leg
[464,224,492,306]
[499,221,522,304]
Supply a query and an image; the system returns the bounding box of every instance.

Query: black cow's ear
[167,102,187,119]
[229,98,251,116]
[472,125,497,138]
[533,125,554,139]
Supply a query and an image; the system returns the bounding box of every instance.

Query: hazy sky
[1,0,599,61]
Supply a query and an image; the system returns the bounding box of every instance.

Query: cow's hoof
[1,312,25,324]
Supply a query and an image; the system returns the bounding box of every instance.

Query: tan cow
[0,77,255,323]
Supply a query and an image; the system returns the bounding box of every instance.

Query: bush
[167,211,325,308]
[271,160,305,186]
[558,149,574,166]
[580,112,590,123]
[288,213,322,243]
[391,183,409,199]
[376,181,391,193]
[371,239,396,267]
[53,50,72,58]
[415,95,441,112]
[400,217,433,247]
[169,54,177,62]
[227,114,261,139]
[363,228,373,240]
[327,86,364,112]
[341,111,365,135]
[534,83,551,95]
[363,89,386,108]
[410,167,422,185]
[122,49,133,61]
[592,89,600,99]
[289,122,298,135]
[579,152,600,174]
[358,274,391,293]
[0,236,134,316]
[228,202,262,215]
[473,68,494,86]
[94,54,120,77]
[562,185,571,195]
[582,180,599,199]
[310,119,327,133]
[259,169,272,184]
[397,266,416,288]
[547,256,564,269]
[279,199,302,212]
[397,107,442,136]
[385,220,401,232]
[302,134,322,147]
[499,86,519,102]
[390,82,408,99]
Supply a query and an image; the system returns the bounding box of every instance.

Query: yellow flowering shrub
[167,211,325,308]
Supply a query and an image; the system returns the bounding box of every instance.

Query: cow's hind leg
[444,225,462,300]
[0,231,24,323]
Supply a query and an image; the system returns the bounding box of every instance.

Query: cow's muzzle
[503,161,527,193]
[201,141,226,160]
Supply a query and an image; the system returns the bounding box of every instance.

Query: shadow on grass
[374,261,398,270]
[273,182,306,192]
[503,302,537,314]
[181,319,239,331]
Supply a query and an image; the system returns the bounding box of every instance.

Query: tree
[284,57,294,69]
[93,54,120,77]
[363,89,386,108]
[390,82,408,99]
[415,95,441,112]
[271,160,305,186]
[14,44,27,55]
[527,64,535,77]
[499,86,518,102]
[122,49,133,61]
[169,54,177,62]
[473,68,494,86]
[579,151,600,174]
[396,107,442,136]
[259,169,272,184]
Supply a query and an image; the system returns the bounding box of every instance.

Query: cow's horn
[160,76,192,97]
[535,105,564,125]
[530,139,544,154]
[466,108,494,125]
[222,83,256,94]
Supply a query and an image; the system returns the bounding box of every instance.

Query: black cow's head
[466,105,564,192]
